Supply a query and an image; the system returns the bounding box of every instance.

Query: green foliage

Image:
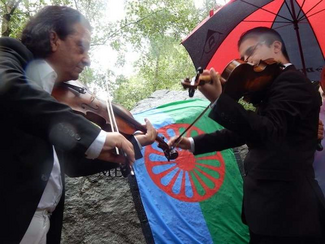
[0,0,115,87]
[114,75,152,110]
[0,0,46,38]
[111,0,214,106]
[0,1,224,109]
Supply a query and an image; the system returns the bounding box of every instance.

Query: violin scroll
[155,135,178,160]
[181,67,211,97]
[181,75,211,90]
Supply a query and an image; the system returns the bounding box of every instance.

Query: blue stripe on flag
[134,108,213,244]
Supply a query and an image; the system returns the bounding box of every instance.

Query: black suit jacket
[0,37,123,244]
[193,66,325,237]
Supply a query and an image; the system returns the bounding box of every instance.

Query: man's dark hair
[238,27,290,61]
[21,6,91,58]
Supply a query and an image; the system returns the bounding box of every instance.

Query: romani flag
[133,99,249,243]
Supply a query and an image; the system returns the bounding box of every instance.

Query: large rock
[131,89,206,113]
[62,173,144,244]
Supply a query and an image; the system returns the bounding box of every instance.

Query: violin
[52,80,178,177]
[182,58,284,105]
[172,59,284,146]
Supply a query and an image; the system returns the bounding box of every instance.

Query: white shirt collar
[283,63,293,68]
[26,59,57,94]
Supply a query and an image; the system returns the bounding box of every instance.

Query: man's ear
[49,31,60,52]
[273,40,282,55]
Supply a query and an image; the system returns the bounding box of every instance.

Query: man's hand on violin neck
[167,136,191,150]
[98,132,135,164]
[134,118,157,146]
[198,68,222,103]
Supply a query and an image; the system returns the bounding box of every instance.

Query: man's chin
[71,73,80,81]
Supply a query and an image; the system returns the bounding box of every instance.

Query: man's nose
[82,53,91,66]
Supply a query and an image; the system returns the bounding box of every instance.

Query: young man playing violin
[0,6,156,244]
[169,27,325,244]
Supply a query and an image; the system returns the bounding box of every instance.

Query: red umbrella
[182,0,325,82]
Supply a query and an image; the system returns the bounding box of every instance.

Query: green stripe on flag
[200,149,249,243]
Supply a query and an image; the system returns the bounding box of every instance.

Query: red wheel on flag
[145,123,225,202]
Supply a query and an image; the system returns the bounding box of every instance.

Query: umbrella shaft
[290,0,307,76]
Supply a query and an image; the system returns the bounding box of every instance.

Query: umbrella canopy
[182,0,325,81]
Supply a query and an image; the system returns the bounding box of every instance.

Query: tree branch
[9,0,22,16]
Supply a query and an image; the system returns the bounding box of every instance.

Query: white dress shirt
[26,60,106,212]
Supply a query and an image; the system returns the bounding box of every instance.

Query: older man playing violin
[0,6,156,244]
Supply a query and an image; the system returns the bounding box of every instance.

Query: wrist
[135,134,151,146]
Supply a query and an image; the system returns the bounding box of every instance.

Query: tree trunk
[154,53,160,90]
[1,0,22,37]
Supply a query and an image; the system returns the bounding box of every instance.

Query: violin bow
[105,83,134,177]
[173,103,211,147]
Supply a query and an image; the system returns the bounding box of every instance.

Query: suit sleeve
[0,41,100,155]
[193,128,245,155]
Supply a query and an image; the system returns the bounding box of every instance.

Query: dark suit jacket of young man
[193,65,325,237]
[0,37,127,244]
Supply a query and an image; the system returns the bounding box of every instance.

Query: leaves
[0,0,219,109]
[110,0,207,106]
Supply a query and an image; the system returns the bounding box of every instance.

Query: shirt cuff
[134,136,143,151]
[188,137,195,153]
[85,130,106,159]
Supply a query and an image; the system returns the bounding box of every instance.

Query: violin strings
[105,83,120,154]
[105,82,134,176]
